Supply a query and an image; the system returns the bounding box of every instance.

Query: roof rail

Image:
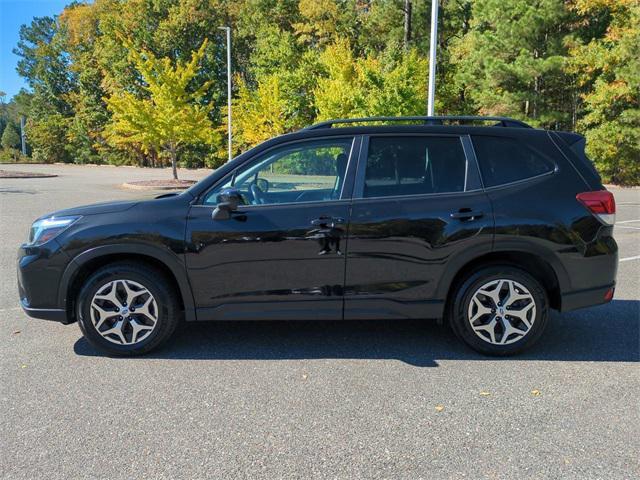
[306,116,532,130]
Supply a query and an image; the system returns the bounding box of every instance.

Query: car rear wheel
[76,262,181,356]
[449,265,549,356]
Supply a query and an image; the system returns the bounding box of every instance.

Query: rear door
[344,134,494,320]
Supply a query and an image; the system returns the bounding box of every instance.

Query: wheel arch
[442,249,567,315]
[59,244,196,324]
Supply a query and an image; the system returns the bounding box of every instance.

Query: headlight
[27,215,81,246]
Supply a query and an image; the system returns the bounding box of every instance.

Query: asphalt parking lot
[1,163,638,479]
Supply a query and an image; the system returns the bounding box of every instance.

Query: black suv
[17,116,618,356]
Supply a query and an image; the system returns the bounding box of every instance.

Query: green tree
[293,0,354,47]
[26,113,69,163]
[451,0,572,128]
[314,39,427,120]
[8,0,639,185]
[104,38,216,179]
[14,16,75,114]
[14,14,75,163]
[1,123,21,150]
[233,74,290,151]
[59,1,110,164]
[568,0,640,185]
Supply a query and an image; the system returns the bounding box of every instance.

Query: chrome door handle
[451,209,484,221]
[311,216,345,226]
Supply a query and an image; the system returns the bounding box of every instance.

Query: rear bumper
[557,226,617,312]
[560,283,615,312]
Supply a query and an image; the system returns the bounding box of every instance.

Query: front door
[344,134,494,320]
[186,137,358,321]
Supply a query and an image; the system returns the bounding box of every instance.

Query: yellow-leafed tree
[105,38,215,179]
[232,74,289,151]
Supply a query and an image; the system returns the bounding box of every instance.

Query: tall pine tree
[451,0,572,128]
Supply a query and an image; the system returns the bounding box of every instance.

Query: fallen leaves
[476,389,542,398]
[435,405,445,412]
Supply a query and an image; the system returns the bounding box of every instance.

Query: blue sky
[0,0,70,100]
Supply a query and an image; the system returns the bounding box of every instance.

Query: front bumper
[20,298,68,322]
[17,240,72,324]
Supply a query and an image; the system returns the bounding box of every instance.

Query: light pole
[219,26,232,162]
[20,116,26,156]
[427,0,439,116]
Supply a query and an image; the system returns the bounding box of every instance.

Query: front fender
[58,243,197,321]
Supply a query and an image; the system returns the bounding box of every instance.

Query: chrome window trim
[349,187,485,205]
[479,168,558,192]
[191,199,351,210]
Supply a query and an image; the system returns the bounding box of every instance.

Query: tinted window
[473,136,555,187]
[364,136,467,198]
[204,138,353,205]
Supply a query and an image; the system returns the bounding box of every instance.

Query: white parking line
[620,255,640,263]
[617,219,640,224]
[617,225,640,230]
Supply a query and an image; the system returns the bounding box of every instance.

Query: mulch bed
[122,179,197,190]
[0,170,58,179]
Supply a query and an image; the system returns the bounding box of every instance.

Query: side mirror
[212,188,243,220]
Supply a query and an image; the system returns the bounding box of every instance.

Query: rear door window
[363,136,467,198]
[472,136,555,187]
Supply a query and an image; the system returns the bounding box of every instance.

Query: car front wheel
[449,265,549,356]
[76,262,181,356]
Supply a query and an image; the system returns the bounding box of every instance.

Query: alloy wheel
[89,279,158,345]
[467,279,536,345]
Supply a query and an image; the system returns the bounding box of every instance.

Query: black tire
[448,265,549,356]
[76,262,181,356]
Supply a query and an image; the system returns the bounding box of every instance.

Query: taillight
[576,190,616,225]
[604,287,614,302]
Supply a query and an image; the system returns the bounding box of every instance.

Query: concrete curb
[0,171,58,179]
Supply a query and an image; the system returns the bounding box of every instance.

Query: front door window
[204,138,354,206]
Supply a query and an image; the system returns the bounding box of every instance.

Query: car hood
[40,200,140,219]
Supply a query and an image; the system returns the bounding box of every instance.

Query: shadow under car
[74,299,640,366]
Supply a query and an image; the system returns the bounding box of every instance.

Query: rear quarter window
[472,136,555,188]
